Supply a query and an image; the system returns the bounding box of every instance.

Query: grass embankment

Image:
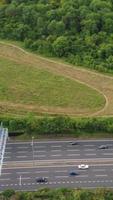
[0,48,105,116]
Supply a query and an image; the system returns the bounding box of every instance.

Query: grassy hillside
[0,45,105,114]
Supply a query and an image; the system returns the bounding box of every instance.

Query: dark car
[69,172,78,176]
[36,177,48,183]
[70,142,78,145]
[98,145,108,149]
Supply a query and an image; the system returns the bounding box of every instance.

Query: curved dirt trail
[0,42,113,116]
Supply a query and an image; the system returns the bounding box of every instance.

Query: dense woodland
[0,0,113,72]
[1,188,113,200]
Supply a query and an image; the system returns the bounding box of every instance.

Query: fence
[0,123,8,176]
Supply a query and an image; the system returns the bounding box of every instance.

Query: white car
[78,164,89,169]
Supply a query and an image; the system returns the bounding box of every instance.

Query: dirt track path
[0,42,113,117]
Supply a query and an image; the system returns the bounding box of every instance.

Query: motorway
[0,139,113,191]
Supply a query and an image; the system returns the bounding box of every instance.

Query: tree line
[1,188,113,200]
[1,115,113,137]
[0,0,113,73]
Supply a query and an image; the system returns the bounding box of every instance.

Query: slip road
[0,139,113,191]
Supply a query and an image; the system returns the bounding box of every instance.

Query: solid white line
[7,139,113,145]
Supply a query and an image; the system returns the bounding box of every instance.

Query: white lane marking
[0,178,11,181]
[95,174,108,177]
[51,150,61,152]
[4,152,11,154]
[34,155,46,157]
[20,177,31,180]
[85,154,96,156]
[16,172,30,174]
[84,149,95,151]
[16,156,28,158]
[51,154,61,157]
[67,149,80,152]
[55,170,68,173]
[67,154,80,156]
[93,169,106,172]
[55,176,68,178]
[84,145,95,147]
[1,172,12,175]
[103,153,113,156]
[5,147,12,149]
[4,156,11,159]
[34,150,46,153]
[17,151,28,153]
[51,145,61,148]
[34,146,45,148]
[78,175,88,178]
[35,171,49,173]
[17,147,28,149]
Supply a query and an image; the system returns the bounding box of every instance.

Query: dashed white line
[67,154,80,156]
[35,171,49,173]
[16,156,28,158]
[16,172,30,174]
[17,151,28,153]
[95,174,108,177]
[84,145,95,147]
[103,153,113,156]
[51,154,61,157]
[93,169,106,172]
[85,154,96,156]
[34,150,46,153]
[55,170,68,173]
[67,149,80,152]
[55,176,68,178]
[34,155,46,158]
[84,149,95,151]
[51,150,61,152]
[17,147,28,149]
[51,146,61,148]
[0,178,11,181]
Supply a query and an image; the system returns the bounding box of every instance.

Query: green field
[0,56,105,116]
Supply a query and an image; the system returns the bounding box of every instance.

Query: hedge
[0,115,113,136]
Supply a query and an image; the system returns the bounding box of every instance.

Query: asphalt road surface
[1,139,113,191]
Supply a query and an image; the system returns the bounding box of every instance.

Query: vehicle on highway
[70,141,78,145]
[69,172,78,176]
[78,164,89,169]
[36,177,48,183]
[98,145,108,149]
